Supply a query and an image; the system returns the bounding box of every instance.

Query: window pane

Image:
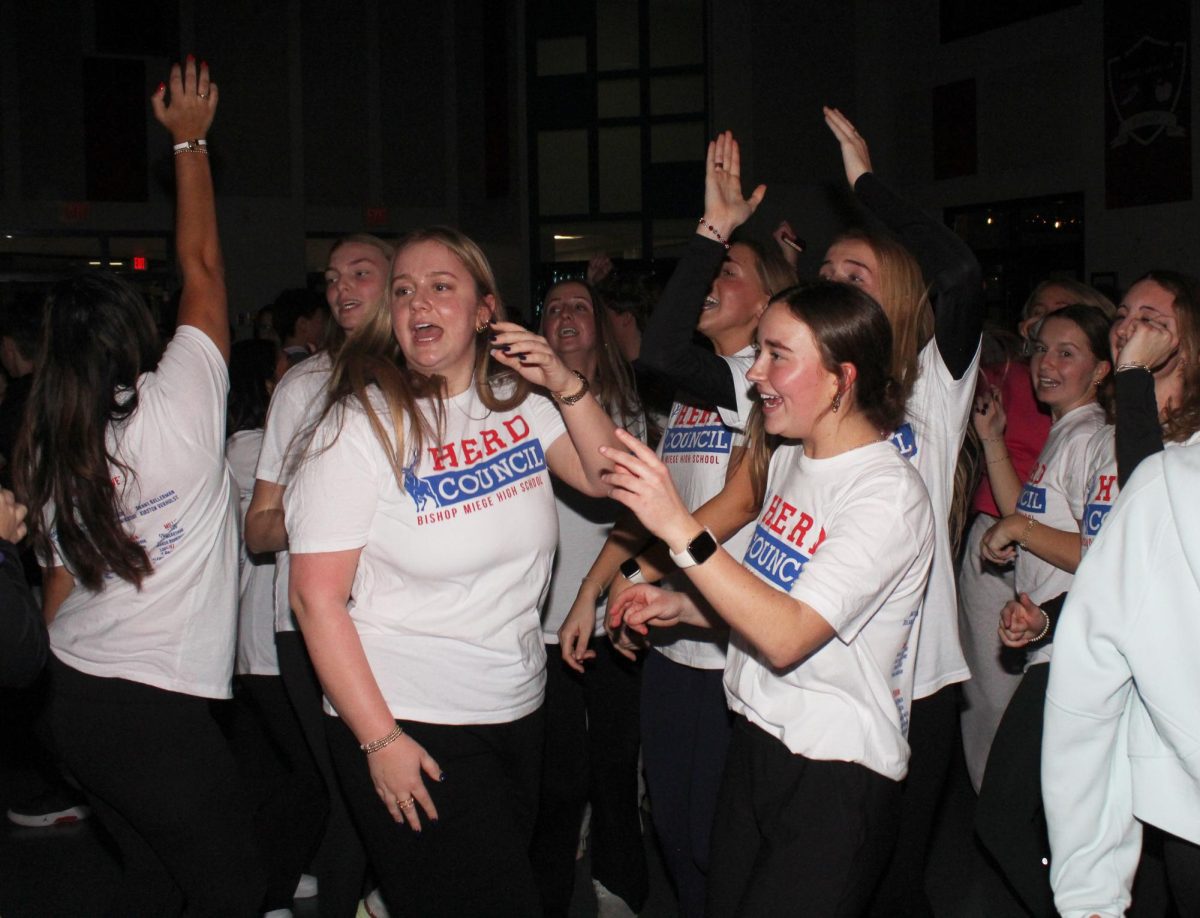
[538,130,590,215]
[651,121,705,162]
[597,1,639,70]
[537,36,587,76]
[537,221,643,262]
[599,127,642,213]
[649,0,703,67]
[652,219,699,259]
[598,78,640,118]
[651,74,704,116]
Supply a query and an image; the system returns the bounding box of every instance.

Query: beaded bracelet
[361,724,404,755]
[1032,609,1051,642]
[697,217,731,249]
[172,138,208,156]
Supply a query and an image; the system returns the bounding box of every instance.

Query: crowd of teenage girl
[3,58,1199,918]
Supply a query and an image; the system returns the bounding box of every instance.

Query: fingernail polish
[513,352,527,359]
[439,772,446,782]
[156,82,165,94]
[186,53,195,62]
[488,333,498,343]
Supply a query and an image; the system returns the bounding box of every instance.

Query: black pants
[327,706,544,918]
[707,716,902,918]
[1164,831,1200,914]
[47,658,267,918]
[867,683,959,917]
[640,649,733,918]
[531,640,648,915]
[276,630,368,918]
[221,674,329,910]
[975,663,1053,917]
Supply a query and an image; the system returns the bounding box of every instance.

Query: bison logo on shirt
[404,465,441,511]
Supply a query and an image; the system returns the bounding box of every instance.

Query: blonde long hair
[312,226,528,487]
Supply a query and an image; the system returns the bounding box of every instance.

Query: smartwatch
[669,527,719,569]
[619,557,645,585]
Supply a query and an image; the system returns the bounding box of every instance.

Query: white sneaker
[293,873,318,899]
[594,879,637,917]
[357,887,390,918]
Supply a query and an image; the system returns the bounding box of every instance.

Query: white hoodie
[1042,442,1200,918]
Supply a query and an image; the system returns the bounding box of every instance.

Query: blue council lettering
[1083,502,1110,537]
[661,425,733,456]
[1017,485,1047,514]
[416,441,547,507]
[743,527,809,590]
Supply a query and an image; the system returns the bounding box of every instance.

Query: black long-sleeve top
[636,234,740,410]
[0,537,47,688]
[854,173,984,381]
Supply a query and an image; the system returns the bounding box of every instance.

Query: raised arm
[639,132,766,408]
[824,107,982,380]
[151,57,228,362]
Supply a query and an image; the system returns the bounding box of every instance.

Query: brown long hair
[310,226,529,487]
[1134,270,1200,442]
[15,273,163,590]
[540,279,640,428]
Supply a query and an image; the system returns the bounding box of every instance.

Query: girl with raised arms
[605,280,934,915]
[16,60,270,915]
[284,227,623,916]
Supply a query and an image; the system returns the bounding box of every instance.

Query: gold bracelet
[1115,362,1150,373]
[361,723,404,755]
[1018,516,1037,550]
[986,453,1011,465]
[552,370,590,406]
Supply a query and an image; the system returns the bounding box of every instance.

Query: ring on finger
[198,92,209,100]
[397,797,416,810]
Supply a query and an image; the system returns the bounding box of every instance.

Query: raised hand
[823,106,873,187]
[600,428,697,550]
[772,220,804,268]
[489,320,579,396]
[151,56,217,143]
[1117,316,1179,373]
[700,131,766,242]
[972,384,1007,441]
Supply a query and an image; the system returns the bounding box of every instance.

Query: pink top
[971,360,1053,517]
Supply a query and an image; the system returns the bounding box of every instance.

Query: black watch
[669,528,719,569]
[619,557,645,585]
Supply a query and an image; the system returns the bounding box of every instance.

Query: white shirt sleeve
[284,404,390,554]
[1043,460,1161,918]
[152,326,229,454]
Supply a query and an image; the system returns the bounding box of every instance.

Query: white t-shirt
[285,381,567,724]
[1081,426,1200,558]
[725,440,934,781]
[226,428,279,677]
[890,339,979,698]
[653,347,757,671]
[255,351,333,634]
[47,327,239,699]
[1015,402,1106,665]
[541,407,647,642]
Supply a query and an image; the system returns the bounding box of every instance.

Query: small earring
[475,322,488,334]
[831,392,842,413]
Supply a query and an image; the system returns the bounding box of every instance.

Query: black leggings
[47,658,266,918]
[530,640,647,915]
[326,707,544,918]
